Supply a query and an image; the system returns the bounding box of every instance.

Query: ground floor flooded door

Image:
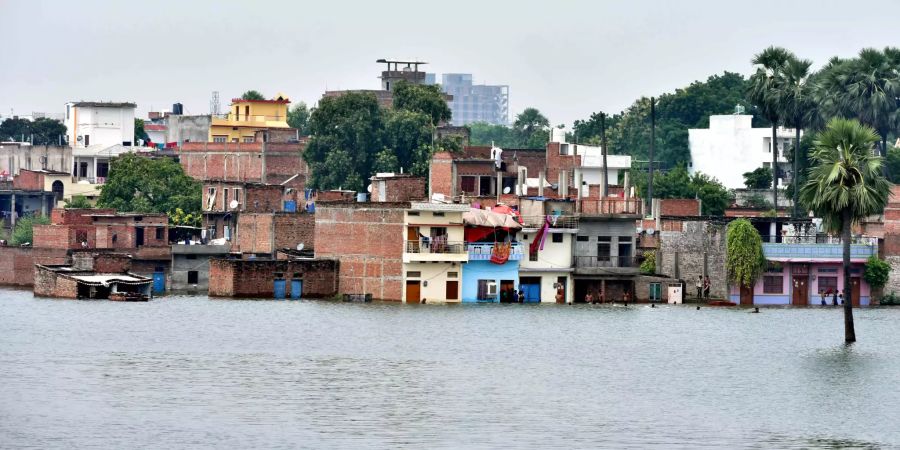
[445,280,458,301]
[851,277,861,306]
[406,280,420,303]
[519,276,541,302]
[291,280,303,299]
[740,284,753,305]
[792,276,808,306]
[274,279,286,299]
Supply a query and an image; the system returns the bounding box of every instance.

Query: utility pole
[648,97,656,215]
[600,112,608,198]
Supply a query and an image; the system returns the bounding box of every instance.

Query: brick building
[236,212,315,255]
[428,146,546,202]
[0,246,68,287]
[208,257,338,298]
[178,141,308,187]
[202,181,285,241]
[34,252,152,300]
[315,203,407,301]
[369,173,426,202]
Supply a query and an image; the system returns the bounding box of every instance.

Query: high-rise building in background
[428,73,508,126]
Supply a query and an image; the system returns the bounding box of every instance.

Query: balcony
[520,215,579,230]
[578,198,643,216]
[211,114,288,126]
[467,242,524,262]
[761,235,877,262]
[574,255,641,275]
[404,240,469,263]
[75,176,105,185]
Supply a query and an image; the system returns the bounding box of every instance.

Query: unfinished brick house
[369,173,426,202]
[429,146,546,205]
[314,202,407,301]
[34,252,152,300]
[32,208,171,293]
[202,181,283,241]
[208,258,338,298]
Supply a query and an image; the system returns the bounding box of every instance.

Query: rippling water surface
[1,288,899,449]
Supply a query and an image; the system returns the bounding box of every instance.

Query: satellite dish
[636,227,643,234]
[367,184,372,193]
[297,243,305,251]
[503,186,511,194]
[647,228,656,236]
[229,199,239,210]
[76,135,83,142]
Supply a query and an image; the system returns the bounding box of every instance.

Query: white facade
[688,115,797,189]
[65,102,136,149]
[517,229,575,303]
[550,129,633,192]
[71,144,141,184]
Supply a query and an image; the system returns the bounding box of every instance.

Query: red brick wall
[33,267,79,298]
[94,253,132,273]
[208,258,338,298]
[430,152,454,198]
[178,142,307,184]
[237,213,274,254]
[316,191,356,202]
[50,208,115,225]
[315,205,405,301]
[659,199,701,216]
[882,186,900,256]
[0,247,68,287]
[545,142,580,193]
[273,213,315,251]
[372,177,426,202]
[13,170,44,191]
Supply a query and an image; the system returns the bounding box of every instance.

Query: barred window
[763,276,783,294]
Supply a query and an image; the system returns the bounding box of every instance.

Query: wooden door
[792,277,808,306]
[406,227,419,252]
[446,281,458,300]
[740,284,753,305]
[406,280,421,303]
[851,277,861,306]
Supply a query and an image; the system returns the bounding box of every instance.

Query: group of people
[696,275,711,299]
[584,290,631,304]
[500,288,527,303]
[819,288,845,306]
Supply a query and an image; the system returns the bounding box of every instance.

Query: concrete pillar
[538,169,545,197]
[769,222,777,242]
[623,172,631,198]
[10,193,15,229]
[496,171,502,203]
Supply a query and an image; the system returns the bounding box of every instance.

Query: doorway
[445,280,458,301]
[740,284,753,305]
[850,277,861,306]
[136,227,145,246]
[500,280,515,302]
[791,276,808,306]
[519,276,541,302]
[406,280,421,303]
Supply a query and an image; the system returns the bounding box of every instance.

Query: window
[597,236,611,262]
[649,282,662,301]
[79,162,88,178]
[552,233,563,243]
[818,267,838,273]
[274,272,284,279]
[233,189,242,206]
[819,276,838,293]
[186,254,197,260]
[213,136,227,143]
[96,162,109,178]
[243,137,254,143]
[560,144,569,155]
[529,249,538,261]
[447,272,458,278]
[155,227,164,240]
[430,227,448,239]
[433,212,445,217]
[460,176,477,194]
[576,235,589,242]
[187,271,199,284]
[479,176,494,196]
[84,135,90,146]
[223,189,229,209]
[477,279,493,300]
[763,276,783,294]
[408,211,420,216]
[406,271,421,278]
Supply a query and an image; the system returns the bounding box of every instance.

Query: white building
[65,102,136,149]
[550,129,633,195]
[688,115,797,190]
[517,216,577,304]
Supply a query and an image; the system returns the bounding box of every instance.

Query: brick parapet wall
[208,258,337,298]
[0,247,68,287]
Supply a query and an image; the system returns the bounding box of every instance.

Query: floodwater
[1,288,899,449]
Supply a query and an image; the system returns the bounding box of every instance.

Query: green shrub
[864,256,890,290]
[11,215,51,246]
[640,251,656,275]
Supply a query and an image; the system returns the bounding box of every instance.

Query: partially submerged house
[34,252,152,300]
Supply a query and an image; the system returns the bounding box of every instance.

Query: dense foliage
[97,153,202,222]
[134,118,149,143]
[0,117,67,145]
[287,102,311,135]
[63,195,93,209]
[468,107,552,148]
[863,256,890,290]
[631,165,732,216]
[725,219,766,288]
[640,251,656,275]
[241,90,265,101]
[10,215,51,246]
[743,167,773,189]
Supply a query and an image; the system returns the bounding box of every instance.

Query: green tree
[373,148,399,173]
[726,218,766,292]
[774,56,819,216]
[241,90,265,101]
[304,92,384,191]
[0,117,67,145]
[640,250,656,275]
[468,122,522,147]
[632,165,732,215]
[382,109,431,172]
[11,215,51,246]
[97,153,202,221]
[64,195,93,209]
[287,102,311,135]
[742,167,773,189]
[748,46,795,213]
[134,118,149,143]
[392,81,451,125]
[513,107,550,147]
[169,207,201,228]
[691,173,732,216]
[0,117,31,141]
[799,118,892,343]
[863,255,890,292]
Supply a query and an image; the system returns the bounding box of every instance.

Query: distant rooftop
[68,101,136,108]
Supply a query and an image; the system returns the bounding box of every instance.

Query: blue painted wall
[461,260,519,303]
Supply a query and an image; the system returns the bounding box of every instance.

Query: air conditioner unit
[487,282,498,296]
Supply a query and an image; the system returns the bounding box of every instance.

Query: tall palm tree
[774,56,818,217]
[799,118,892,343]
[748,47,795,214]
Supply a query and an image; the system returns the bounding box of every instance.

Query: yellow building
[209,93,293,143]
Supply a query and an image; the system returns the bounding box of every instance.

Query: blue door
[274,279,286,299]
[290,280,303,299]
[521,284,541,303]
[152,272,166,294]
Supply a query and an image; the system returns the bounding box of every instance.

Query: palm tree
[799,118,892,343]
[774,56,818,217]
[513,107,550,146]
[748,47,795,213]
[817,48,900,160]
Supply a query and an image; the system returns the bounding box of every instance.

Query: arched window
[51,180,64,201]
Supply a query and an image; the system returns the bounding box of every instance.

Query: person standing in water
[696,275,703,299]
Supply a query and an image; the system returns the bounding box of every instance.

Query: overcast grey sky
[3,0,900,126]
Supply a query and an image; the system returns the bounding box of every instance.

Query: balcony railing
[212,114,286,123]
[405,240,467,254]
[574,255,640,268]
[520,215,579,229]
[761,235,877,260]
[467,242,524,261]
[761,234,877,245]
[578,198,643,216]
[75,176,105,185]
